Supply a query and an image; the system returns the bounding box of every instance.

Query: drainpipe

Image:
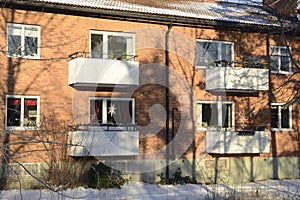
[267,33,278,179]
[165,22,173,181]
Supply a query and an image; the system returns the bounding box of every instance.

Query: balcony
[206,130,270,154]
[206,66,269,93]
[68,125,139,157]
[68,52,139,87]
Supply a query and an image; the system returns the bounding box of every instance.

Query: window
[271,103,292,130]
[6,95,40,130]
[270,46,292,74]
[90,31,135,60]
[89,98,135,124]
[196,40,233,68]
[197,101,234,130]
[7,23,40,58]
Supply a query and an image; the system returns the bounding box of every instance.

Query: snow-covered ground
[1,179,300,200]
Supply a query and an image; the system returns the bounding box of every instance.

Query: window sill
[195,66,206,70]
[6,126,40,131]
[197,127,235,131]
[271,128,294,132]
[271,71,293,75]
[6,55,40,60]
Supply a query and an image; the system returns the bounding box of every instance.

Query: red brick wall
[0,8,299,163]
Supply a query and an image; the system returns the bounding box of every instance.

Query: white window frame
[197,100,235,131]
[89,97,135,124]
[196,39,234,69]
[5,95,40,130]
[271,103,293,131]
[90,30,136,60]
[270,46,292,74]
[6,23,41,59]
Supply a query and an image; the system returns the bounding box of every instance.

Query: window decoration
[90,98,134,125]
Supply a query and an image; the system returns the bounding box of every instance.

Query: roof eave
[0,0,292,33]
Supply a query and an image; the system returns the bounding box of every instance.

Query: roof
[2,0,290,28]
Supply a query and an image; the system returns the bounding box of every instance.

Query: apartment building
[0,0,299,188]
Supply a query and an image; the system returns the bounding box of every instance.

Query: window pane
[24,99,37,126]
[221,43,232,66]
[25,36,38,56]
[108,35,129,59]
[222,104,232,128]
[90,100,103,124]
[270,47,279,55]
[280,56,290,72]
[91,34,103,58]
[271,106,279,128]
[202,103,218,128]
[24,27,38,56]
[270,55,279,71]
[201,104,211,128]
[7,98,21,126]
[270,47,279,71]
[196,42,210,67]
[107,100,133,124]
[281,107,290,128]
[196,42,218,68]
[208,43,218,67]
[8,35,22,56]
[280,48,290,72]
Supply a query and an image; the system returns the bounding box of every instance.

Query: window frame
[6,23,41,59]
[5,95,40,130]
[271,103,293,131]
[270,46,292,74]
[89,97,135,125]
[195,39,234,69]
[90,30,136,60]
[196,100,235,131]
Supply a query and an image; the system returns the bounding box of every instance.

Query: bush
[157,168,197,185]
[43,160,86,190]
[87,162,130,189]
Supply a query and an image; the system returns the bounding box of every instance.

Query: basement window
[7,23,40,58]
[6,95,40,130]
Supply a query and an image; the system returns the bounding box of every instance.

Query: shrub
[157,168,196,185]
[87,162,130,189]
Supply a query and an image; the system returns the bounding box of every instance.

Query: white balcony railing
[206,67,269,92]
[206,131,270,154]
[68,55,139,87]
[68,126,139,156]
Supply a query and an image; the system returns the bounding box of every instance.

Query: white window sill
[6,126,40,131]
[195,66,206,70]
[271,71,293,75]
[271,128,294,132]
[197,127,235,131]
[6,55,40,60]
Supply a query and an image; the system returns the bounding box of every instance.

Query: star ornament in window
[108,103,117,116]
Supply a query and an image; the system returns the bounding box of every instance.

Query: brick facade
[0,1,299,187]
